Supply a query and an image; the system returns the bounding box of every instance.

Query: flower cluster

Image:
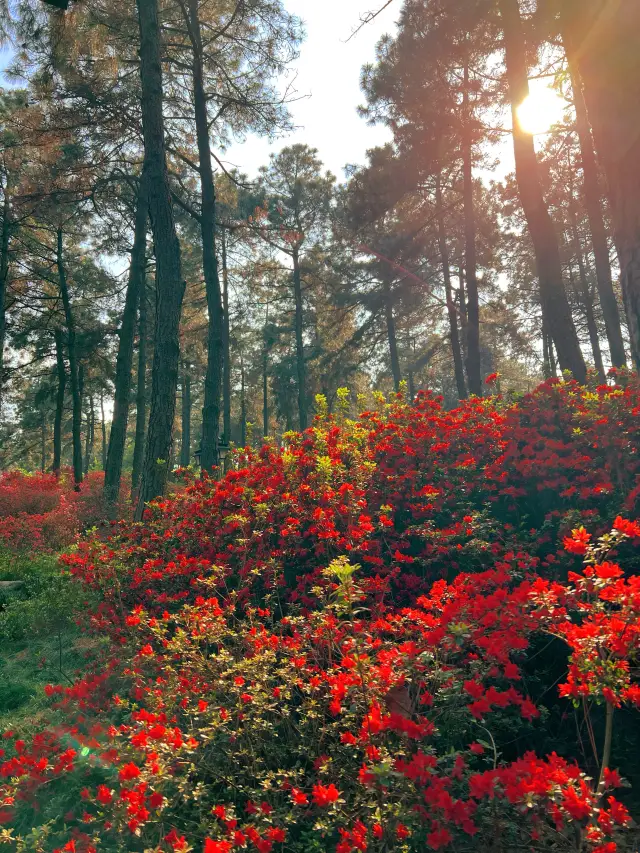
[3,377,640,852]
[0,470,127,553]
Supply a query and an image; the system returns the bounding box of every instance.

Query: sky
[224,0,397,180]
[222,0,565,183]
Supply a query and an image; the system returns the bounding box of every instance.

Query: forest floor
[0,552,101,734]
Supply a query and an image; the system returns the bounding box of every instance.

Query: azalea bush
[0,471,128,554]
[2,376,640,852]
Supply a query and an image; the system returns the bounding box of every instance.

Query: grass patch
[0,548,104,733]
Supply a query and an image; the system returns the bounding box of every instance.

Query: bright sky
[224,0,397,180]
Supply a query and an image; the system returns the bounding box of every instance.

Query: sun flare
[516,86,565,135]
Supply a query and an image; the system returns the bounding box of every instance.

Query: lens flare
[516,86,565,135]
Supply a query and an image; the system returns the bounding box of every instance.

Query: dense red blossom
[4,378,640,852]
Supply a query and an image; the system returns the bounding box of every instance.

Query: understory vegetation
[2,375,640,852]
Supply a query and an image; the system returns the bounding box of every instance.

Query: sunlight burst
[516,86,565,135]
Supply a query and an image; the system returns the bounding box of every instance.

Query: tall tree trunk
[57,227,83,488]
[567,185,606,381]
[40,411,46,473]
[180,365,191,467]
[542,318,553,380]
[100,391,107,471]
[240,350,247,447]
[292,248,307,429]
[565,0,640,367]
[561,29,626,367]
[222,228,231,445]
[53,329,66,475]
[131,279,148,497]
[436,175,467,399]
[184,0,223,472]
[84,395,95,475]
[571,254,605,382]
[104,181,147,506]
[382,275,402,391]
[462,56,482,395]
[542,316,558,379]
[499,0,586,382]
[135,0,186,518]
[458,265,468,355]
[78,363,84,436]
[0,181,11,410]
[262,317,269,439]
[407,336,416,402]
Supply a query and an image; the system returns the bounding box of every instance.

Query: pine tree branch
[346,1,395,42]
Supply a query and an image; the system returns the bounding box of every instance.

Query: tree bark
[100,391,107,471]
[382,275,402,392]
[222,228,232,445]
[0,181,11,410]
[53,329,66,475]
[565,0,640,368]
[240,350,247,447]
[57,227,83,488]
[40,411,46,473]
[458,265,468,355]
[131,278,148,497]
[104,180,147,506]
[462,56,482,395]
[84,395,95,475]
[571,255,605,382]
[567,190,606,382]
[562,30,626,368]
[135,0,186,518]
[262,320,269,439]
[292,248,307,429]
[183,0,224,473]
[180,365,191,467]
[436,175,467,399]
[499,0,586,382]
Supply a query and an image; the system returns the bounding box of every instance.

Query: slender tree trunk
[180,365,191,467]
[565,0,640,367]
[100,392,107,472]
[0,181,11,410]
[84,395,95,475]
[40,411,46,473]
[382,275,402,391]
[570,232,606,382]
[499,0,586,382]
[458,265,468,353]
[566,156,606,381]
[562,30,626,367]
[542,318,553,380]
[292,248,307,429]
[462,56,482,395]
[262,315,270,439]
[131,278,148,497]
[222,228,231,445]
[408,337,416,402]
[57,227,83,487]
[436,175,467,399]
[53,329,66,475]
[104,182,147,504]
[184,0,223,472]
[135,0,186,518]
[104,181,147,505]
[240,351,247,447]
[78,363,84,435]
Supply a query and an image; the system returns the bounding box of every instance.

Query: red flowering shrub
[64,376,640,625]
[0,470,128,553]
[3,377,640,852]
